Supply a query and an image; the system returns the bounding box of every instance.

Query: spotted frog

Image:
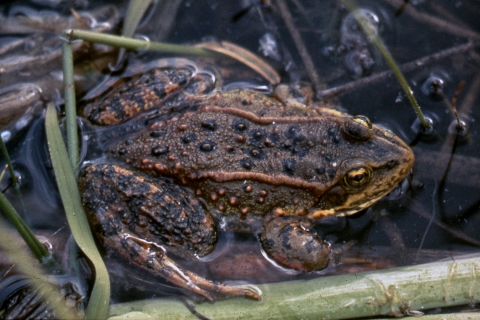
[78,58,414,301]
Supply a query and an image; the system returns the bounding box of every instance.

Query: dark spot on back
[182,133,196,144]
[250,129,266,144]
[232,119,249,133]
[282,158,296,176]
[285,125,301,139]
[199,140,216,153]
[152,86,167,99]
[201,119,218,131]
[240,158,255,170]
[151,146,169,156]
[249,147,265,159]
[150,130,167,138]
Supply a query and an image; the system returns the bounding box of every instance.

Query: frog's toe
[261,217,331,272]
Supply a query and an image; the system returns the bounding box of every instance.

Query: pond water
[0,0,479,318]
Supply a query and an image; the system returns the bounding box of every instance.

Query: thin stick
[275,0,325,91]
[318,42,478,100]
[341,0,429,129]
[383,0,480,41]
[450,81,465,128]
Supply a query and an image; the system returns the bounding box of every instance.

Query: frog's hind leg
[79,163,260,301]
[119,234,260,301]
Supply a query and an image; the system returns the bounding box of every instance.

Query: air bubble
[421,75,446,101]
[448,119,469,138]
[1,131,11,142]
[410,116,435,137]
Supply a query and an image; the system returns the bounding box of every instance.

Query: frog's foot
[120,235,261,302]
[260,217,331,272]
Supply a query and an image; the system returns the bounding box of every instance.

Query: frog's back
[116,88,413,218]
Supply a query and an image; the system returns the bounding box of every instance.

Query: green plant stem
[0,193,48,262]
[0,223,81,319]
[341,0,430,130]
[0,136,29,222]
[109,255,480,319]
[0,137,18,186]
[61,40,79,169]
[67,29,216,57]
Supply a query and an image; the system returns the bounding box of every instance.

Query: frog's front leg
[79,164,260,301]
[260,217,331,272]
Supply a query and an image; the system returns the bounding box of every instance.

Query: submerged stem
[341,0,430,129]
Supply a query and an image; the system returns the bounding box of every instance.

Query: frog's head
[308,115,414,219]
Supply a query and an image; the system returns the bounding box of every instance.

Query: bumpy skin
[79,164,216,258]
[79,59,414,300]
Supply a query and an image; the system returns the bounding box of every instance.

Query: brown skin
[79,59,414,301]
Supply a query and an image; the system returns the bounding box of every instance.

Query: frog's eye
[352,115,372,129]
[342,115,373,141]
[343,167,372,189]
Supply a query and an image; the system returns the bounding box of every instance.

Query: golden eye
[352,115,372,129]
[344,167,372,188]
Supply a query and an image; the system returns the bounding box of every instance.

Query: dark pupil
[351,173,364,182]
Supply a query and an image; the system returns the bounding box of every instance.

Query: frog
[78,58,414,301]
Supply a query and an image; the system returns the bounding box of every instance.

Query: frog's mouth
[308,194,384,219]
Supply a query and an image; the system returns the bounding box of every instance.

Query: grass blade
[123,0,153,38]
[45,103,110,320]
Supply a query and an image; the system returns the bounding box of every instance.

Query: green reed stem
[66,29,216,57]
[0,137,19,187]
[62,39,79,170]
[0,136,60,269]
[0,223,80,319]
[341,0,430,129]
[0,136,29,219]
[0,190,53,264]
[111,254,480,319]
